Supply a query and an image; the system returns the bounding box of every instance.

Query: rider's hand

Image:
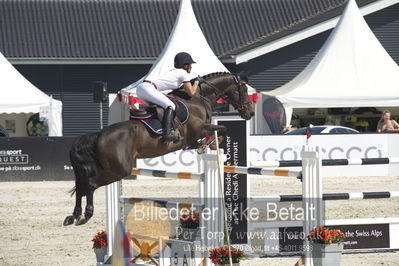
[196,75,205,84]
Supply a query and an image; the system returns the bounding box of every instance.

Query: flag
[306,127,312,145]
[112,220,132,266]
[262,96,286,134]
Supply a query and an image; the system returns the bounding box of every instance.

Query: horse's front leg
[193,125,226,153]
[63,192,83,226]
[203,124,226,134]
[204,124,226,150]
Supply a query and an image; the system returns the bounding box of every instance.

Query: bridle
[199,73,249,111]
[231,74,251,114]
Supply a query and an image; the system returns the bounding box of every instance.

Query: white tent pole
[100,102,103,129]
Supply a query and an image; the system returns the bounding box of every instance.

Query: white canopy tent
[262,0,399,124]
[0,52,63,136]
[117,0,256,108]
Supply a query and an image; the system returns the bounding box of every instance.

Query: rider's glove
[195,75,205,84]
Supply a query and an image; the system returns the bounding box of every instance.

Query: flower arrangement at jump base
[209,245,245,265]
[92,230,107,248]
[307,226,346,266]
[92,230,107,262]
[179,210,200,241]
[307,226,345,244]
[179,210,200,229]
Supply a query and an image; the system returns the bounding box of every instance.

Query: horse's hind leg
[75,188,94,225]
[63,192,83,226]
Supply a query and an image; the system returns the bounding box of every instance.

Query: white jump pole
[201,148,224,265]
[301,146,323,266]
[106,180,121,260]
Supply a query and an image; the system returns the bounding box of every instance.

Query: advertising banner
[249,134,393,177]
[0,137,75,181]
[137,133,399,177]
[137,149,201,174]
[217,119,249,244]
[277,223,391,252]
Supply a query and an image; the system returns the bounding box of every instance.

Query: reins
[197,77,220,122]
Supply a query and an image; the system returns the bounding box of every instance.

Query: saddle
[129,96,189,135]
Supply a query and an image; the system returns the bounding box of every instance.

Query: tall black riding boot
[161,107,179,143]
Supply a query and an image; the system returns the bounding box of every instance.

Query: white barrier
[105,149,224,265]
[248,146,399,265]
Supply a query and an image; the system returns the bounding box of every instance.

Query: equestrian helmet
[174,52,196,68]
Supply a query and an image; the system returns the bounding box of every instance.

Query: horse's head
[199,73,254,120]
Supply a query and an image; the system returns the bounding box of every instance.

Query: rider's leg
[136,82,176,110]
[162,106,179,142]
[136,83,178,142]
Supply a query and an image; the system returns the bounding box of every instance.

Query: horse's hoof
[75,215,87,226]
[63,216,75,226]
[209,136,224,150]
[196,147,206,154]
[173,136,184,143]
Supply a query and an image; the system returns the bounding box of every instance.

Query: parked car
[285,125,359,135]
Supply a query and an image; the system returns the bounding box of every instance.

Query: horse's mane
[201,72,231,79]
[175,72,234,98]
[188,72,232,84]
[187,72,231,84]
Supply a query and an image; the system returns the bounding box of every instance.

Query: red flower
[209,245,245,264]
[92,230,107,249]
[180,210,200,229]
[307,226,345,244]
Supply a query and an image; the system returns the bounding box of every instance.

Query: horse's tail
[69,132,99,197]
[68,186,76,196]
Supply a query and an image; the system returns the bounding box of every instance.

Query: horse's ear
[237,72,248,83]
[236,70,249,83]
[240,75,248,83]
[232,73,240,84]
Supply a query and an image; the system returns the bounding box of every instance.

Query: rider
[136,52,203,142]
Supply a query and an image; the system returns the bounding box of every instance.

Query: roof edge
[9,58,157,65]
[234,0,399,64]
[9,57,236,65]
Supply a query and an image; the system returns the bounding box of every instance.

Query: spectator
[0,125,9,137]
[26,113,49,136]
[376,110,399,132]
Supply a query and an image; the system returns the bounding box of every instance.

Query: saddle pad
[130,98,189,135]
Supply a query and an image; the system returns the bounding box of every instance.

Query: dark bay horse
[63,72,254,226]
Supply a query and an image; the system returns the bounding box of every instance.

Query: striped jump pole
[224,165,302,179]
[251,191,399,202]
[120,196,205,210]
[131,168,204,181]
[250,157,399,167]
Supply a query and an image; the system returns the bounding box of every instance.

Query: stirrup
[161,135,180,143]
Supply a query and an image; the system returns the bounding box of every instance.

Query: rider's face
[184,64,192,73]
